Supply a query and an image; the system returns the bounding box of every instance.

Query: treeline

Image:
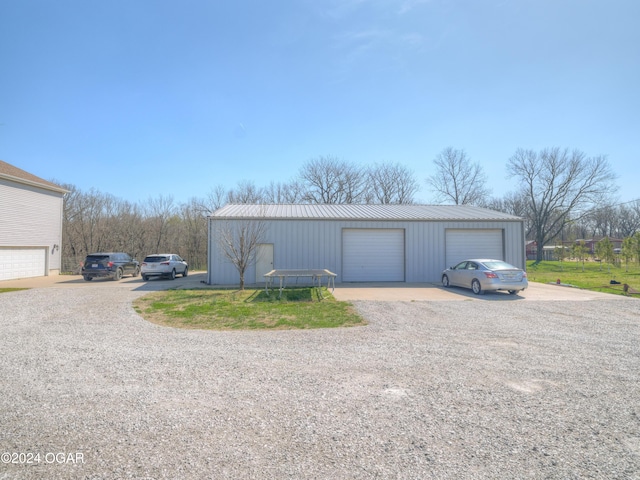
[60,157,421,272]
[60,152,640,272]
[61,189,211,272]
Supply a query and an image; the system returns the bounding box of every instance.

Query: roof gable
[0,160,68,193]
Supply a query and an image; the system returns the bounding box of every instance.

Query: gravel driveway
[1,278,639,479]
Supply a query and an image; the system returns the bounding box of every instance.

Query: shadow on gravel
[131,273,210,292]
[442,286,526,301]
[51,272,211,292]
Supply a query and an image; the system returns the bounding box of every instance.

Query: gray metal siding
[209,218,525,285]
[0,179,65,273]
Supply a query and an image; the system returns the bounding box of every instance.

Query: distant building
[574,237,623,255]
[526,237,624,262]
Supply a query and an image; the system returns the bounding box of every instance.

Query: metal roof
[210,204,523,221]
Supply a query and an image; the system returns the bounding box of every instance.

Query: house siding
[208,217,525,285]
[0,178,65,273]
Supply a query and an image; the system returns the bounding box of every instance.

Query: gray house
[207,204,526,285]
[0,160,68,280]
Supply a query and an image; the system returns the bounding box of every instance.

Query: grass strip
[527,260,640,296]
[0,288,29,294]
[133,287,367,330]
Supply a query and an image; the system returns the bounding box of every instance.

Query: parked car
[141,254,188,280]
[82,253,140,281]
[441,259,528,295]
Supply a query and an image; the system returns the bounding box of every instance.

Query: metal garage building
[0,160,68,281]
[207,204,526,285]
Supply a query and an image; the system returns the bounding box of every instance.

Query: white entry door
[255,244,274,283]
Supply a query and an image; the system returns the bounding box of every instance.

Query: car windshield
[482,261,518,270]
[144,256,169,262]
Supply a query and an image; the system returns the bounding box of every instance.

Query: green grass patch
[0,288,29,294]
[526,260,640,296]
[133,287,367,330]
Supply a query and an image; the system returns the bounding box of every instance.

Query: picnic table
[264,269,336,299]
[600,282,640,296]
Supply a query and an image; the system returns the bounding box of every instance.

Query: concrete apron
[331,281,625,302]
[0,272,209,291]
[1,274,627,302]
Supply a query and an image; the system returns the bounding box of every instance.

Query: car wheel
[170,269,176,280]
[182,267,188,277]
[471,279,483,295]
[442,274,450,287]
[83,275,92,281]
[114,268,123,281]
[133,266,140,277]
[142,275,149,281]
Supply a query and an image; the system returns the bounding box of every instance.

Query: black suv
[82,253,140,281]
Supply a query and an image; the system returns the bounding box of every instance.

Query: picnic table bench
[623,283,640,295]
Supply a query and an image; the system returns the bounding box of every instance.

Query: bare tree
[226,180,264,204]
[299,156,367,204]
[178,198,209,270]
[106,200,145,258]
[263,180,305,203]
[144,195,176,253]
[60,183,86,272]
[61,186,145,271]
[366,163,419,204]
[507,147,617,262]
[616,201,640,237]
[215,217,267,290]
[185,185,228,226]
[483,191,533,237]
[426,147,491,205]
[75,189,114,254]
[587,204,619,238]
[206,184,228,211]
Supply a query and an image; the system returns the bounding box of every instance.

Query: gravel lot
[1,279,639,479]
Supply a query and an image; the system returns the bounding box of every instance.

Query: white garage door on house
[342,229,405,281]
[445,229,504,268]
[0,247,47,281]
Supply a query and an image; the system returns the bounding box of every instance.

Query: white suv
[141,254,188,280]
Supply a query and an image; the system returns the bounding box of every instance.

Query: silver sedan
[441,259,528,295]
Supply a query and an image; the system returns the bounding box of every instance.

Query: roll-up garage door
[0,247,47,281]
[445,229,503,268]
[343,229,405,281]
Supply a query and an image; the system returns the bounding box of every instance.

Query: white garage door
[0,247,47,281]
[445,229,503,268]
[343,229,405,282]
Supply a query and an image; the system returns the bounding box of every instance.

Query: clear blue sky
[1,0,638,205]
